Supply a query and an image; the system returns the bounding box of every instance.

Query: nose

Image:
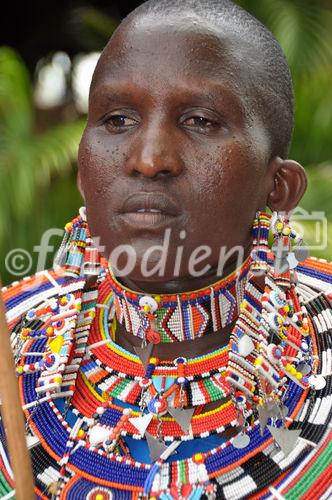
[125,120,184,178]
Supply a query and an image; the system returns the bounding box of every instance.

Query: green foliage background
[1,0,331,285]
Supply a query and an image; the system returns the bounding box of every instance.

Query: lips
[118,192,180,228]
[121,192,179,216]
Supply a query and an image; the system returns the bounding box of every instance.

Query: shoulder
[296,256,332,296]
[1,268,66,331]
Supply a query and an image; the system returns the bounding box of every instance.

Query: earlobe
[266,158,307,212]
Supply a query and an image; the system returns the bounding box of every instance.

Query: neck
[119,245,252,294]
[105,249,256,355]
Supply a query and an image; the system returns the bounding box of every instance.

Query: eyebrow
[90,79,245,121]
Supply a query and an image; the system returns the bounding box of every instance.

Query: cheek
[188,142,263,210]
[77,129,122,247]
[183,141,265,247]
[78,128,127,196]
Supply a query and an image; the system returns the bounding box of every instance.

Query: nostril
[131,168,173,178]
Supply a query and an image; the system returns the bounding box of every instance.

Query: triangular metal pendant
[287,252,299,269]
[265,400,281,418]
[257,405,269,436]
[267,425,301,457]
[129,413,153,436]
[134,343,154,369]
[145,432,169,462]
[168,406,195,433]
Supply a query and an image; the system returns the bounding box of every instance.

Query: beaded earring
[229,209,312,447]
[15,208,101,396]
[54,207,101,278]
[271,211,309,280]
[250,210,271,275]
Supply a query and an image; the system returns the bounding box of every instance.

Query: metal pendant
[168,406,195,433]
[294,243,309,262]
[145,432,177,462]
[266,400,281,418]
[134,343,154,369]
[287,252,299,270]
[129,413,153,436]
[257,405,269,436]
[238,335,255,357]
[279,404,289,419]
[272,241,290,273]
[275,257,290,274]
[232,432,250,449]
[267,425,301,457]
[308,374,326,390]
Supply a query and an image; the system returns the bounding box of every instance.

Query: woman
[1,1,331,498]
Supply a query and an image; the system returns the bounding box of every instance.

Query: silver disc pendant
[294,244,309,262]
[238,335,255,356]
[309,374,326,390]
[232,432,250,449]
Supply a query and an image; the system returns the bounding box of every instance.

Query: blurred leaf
[299,164,332,261]
[238,0,332,165]
[0,47,85,280]
[70,7,119,51]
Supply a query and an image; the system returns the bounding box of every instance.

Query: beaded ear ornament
[227,210,317,449]
[54,206,101,278]
[16,207,101,397]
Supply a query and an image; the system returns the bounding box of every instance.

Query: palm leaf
[240,0,332,76]
[0,48,85,249]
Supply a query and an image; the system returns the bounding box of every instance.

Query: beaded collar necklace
[107,257,251,344]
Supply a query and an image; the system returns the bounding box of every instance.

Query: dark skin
[78,17,307,380]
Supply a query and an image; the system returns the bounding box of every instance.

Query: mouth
[118,192,180,228]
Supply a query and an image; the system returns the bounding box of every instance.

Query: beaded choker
[107,257,251,344]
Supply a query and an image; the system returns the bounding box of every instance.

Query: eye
[104,113,138,132]
[181,114,221,133]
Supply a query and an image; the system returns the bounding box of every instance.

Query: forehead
[91,16,252,99]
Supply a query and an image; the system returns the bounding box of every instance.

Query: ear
[76,170,85,201]
[266,157,307,212]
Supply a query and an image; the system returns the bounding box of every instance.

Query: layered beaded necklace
[3,208,331,499]
[81,272,256,410]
